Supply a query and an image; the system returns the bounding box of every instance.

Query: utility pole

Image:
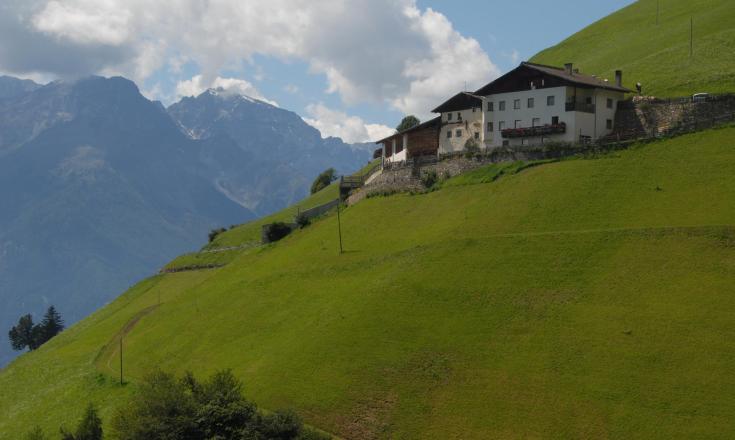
[336,201,343,254]
[119,336,123,385]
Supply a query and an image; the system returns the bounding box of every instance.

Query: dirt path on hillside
[94,304,160,377]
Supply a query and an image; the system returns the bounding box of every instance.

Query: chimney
[565,63,574,75]
[615,70,623,87]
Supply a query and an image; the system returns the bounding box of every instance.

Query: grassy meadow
[532,0,735,97]
[1,126,734,438]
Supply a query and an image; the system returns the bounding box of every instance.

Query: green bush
[421,169,438,189]
[464,138,480,159]
[310,168,337,194]
[295,213,311,228]
[208,227,227,243]
[264,222,293,243]
[111,370,329,440]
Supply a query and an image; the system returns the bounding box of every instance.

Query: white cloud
[32,0,132,46]
[503,49,521,65]
[175,75,278,106]
[5,0,500,117]
[303,103,394,144]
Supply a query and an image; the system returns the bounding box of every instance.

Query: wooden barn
[375,116,441,163]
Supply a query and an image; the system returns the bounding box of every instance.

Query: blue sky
[0,0,634,142]
[240,0,635,137]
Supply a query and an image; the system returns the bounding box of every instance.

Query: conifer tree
[39,306,64,342]
[61,403,103,440]
[24,426,46,440]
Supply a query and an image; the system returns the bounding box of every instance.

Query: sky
[0,0,634,143]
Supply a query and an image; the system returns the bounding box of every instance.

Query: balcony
[501,122,566,139]
[565,101,596,113]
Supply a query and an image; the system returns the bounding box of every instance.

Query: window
[499,101,506,111]
[606,119,613,130]
[502,140,510,147]
[514,120,522,128]
[487,102,494,112]
[522,139,530,146]
[498,121,506,131]
[457,112,462,121]
[528,97,535,108]
[447,113,453,121]
[487,122,493,132]
[456,129,462,137]
[607,98,614,109]
[446,130,452,138]
[552,116,559,125]
[585,97,593,105]
[547,95,555,106]
[514,99,521,110]
[472,107,476,113]
[532,118,541,127]
[474,132,480,140]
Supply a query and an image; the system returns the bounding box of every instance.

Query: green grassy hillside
[1,126,734,438]
[532,0,735,97]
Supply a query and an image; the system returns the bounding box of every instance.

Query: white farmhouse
[433,62,632,154]
[432,92,486,155]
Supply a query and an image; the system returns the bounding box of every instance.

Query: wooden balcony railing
[501,122,566,139]
[565,101,596,113]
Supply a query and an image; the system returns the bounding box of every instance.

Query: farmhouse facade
[475,62,631,149]
[376,62,633,158]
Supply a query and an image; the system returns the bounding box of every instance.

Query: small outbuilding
[374,116,441,164]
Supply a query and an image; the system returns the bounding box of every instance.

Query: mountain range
[0,75,371,367]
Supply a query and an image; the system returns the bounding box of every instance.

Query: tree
[396,115,420,132]
[39,306,64,343]
[111,369,330,440]
[8,307,64,351]
[8,314,36,351]
[24,426,47,440]
[110,370,200,440]
[208,227,227,243]
[190,370,258,439]
[61,403,103,440]
[310,168,337,194]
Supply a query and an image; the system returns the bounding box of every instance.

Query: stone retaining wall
[634,94,735,135]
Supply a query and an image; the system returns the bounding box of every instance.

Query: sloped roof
[431,92,484,114]
[475,62,633,95]
[374,116,441,144]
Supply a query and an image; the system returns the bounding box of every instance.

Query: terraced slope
[532,0,735,97]
[1,126,734,438]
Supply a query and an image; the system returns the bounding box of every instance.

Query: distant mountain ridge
[169,88,371,214]
[0,75,370,367]
[0,76,40,100]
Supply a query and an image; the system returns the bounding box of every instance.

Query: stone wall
[634,94,735,136]
[349,143,629,205]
